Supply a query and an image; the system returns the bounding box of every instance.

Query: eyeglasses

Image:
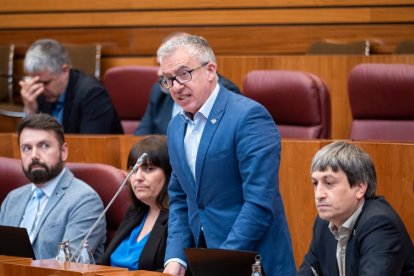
[159,61,209,89]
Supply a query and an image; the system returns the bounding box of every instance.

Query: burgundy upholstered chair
[0,156,27,204]
[0,157,130,248]
[103,65,159,134]
[243,70,331,139]
[348,63,414,142]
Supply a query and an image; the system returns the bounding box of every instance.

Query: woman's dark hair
[127,135,171,211]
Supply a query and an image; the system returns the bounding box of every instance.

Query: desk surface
[2,259,127,276]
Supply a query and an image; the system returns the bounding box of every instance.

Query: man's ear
[61,142,69,161]
[62,64,70,73]
[206,62,217,81]
[356,182,367,199]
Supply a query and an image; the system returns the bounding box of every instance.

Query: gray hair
[24,39,71,74]
[157,34,216,65]
[311,141,376,199]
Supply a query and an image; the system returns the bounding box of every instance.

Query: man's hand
[164,261,186,276]
[19,76,43,115]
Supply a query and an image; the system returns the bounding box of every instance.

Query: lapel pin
[211,119,217,124]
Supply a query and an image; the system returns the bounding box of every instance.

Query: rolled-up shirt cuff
[164,258,187,269]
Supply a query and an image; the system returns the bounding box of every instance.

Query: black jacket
[38,69,123,134]
[297,197,414,276]
[101,207,168,271]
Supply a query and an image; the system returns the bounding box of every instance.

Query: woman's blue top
[110,212,150,270]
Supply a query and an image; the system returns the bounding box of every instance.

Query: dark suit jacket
[101,207,168,271]
[38,69,123,134]
[134,74,241,135]
[297,197,414,276]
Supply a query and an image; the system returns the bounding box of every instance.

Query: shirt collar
[329,200,365,237]
[180,83,220,123]
[30,168,66,198]
[56,90,66,104]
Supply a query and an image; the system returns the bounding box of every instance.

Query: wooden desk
[96,270,170,276]
[2,259,127,276]
[0,255,32,276]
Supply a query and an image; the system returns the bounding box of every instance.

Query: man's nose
[31,147,40,159]
[314,183,326,200]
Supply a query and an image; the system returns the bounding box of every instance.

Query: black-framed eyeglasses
[159,61,209,89]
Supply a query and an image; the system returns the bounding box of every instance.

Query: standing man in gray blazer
[0,113,106,261]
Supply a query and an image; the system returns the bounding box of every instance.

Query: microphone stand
[68,153,148,262]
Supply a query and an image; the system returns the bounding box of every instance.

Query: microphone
[68,152,149,262]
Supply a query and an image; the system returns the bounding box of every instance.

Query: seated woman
[101,135,170,271]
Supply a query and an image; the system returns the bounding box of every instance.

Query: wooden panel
[118,135,145,171]
[2,259,126,276]
[0,256,32,276]
[1,7,413,29]
[96,270,170,276]
[65,135,122,168]
[0,115,21,133]
[2,24,413,58]
[355,141,414,246]
[279,139,323,267]
[1,0,413,62]
[1,0,412,12]
[0,133,18,158]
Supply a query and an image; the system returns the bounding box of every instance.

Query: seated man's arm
[62,187,106,261]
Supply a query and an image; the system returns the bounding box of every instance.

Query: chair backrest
[307,39,370,55]
[0,44,14,103]
[103,65,159,134]
[0,157,27,204]
[243,70,331,139]
[348,63,414,142]
[0,157,130,248]
[64,43,101,79]
[394,40,414,54]
[65,162,130,247]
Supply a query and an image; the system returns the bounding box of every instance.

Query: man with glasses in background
[19,39,123,134]
[160,34,295,276]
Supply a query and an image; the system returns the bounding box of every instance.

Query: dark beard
[23,159,64,184]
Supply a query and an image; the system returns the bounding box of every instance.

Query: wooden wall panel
[2,7,413,29]
[2,0,413,12]
[0,24,414,58]
[278,139,323,267]
[2,25,413,59]
[64,135,122,168]
[0,133,18,158]
[1,0,413,57]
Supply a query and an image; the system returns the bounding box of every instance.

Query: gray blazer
[0,169,106,261]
